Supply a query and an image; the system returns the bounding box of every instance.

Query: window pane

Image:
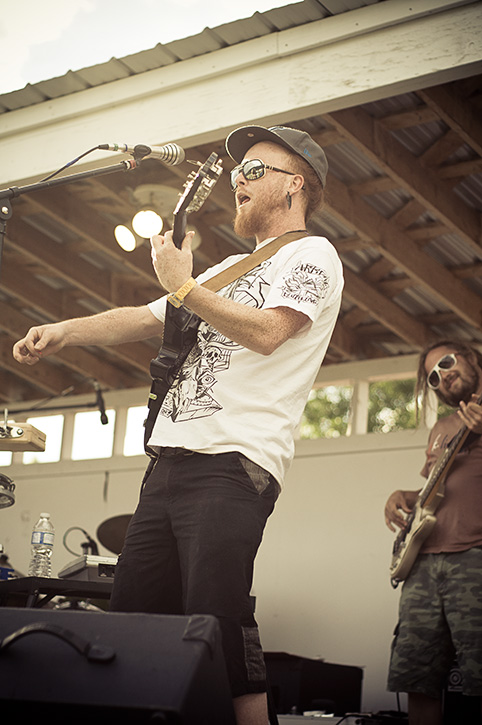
[23,415,64,464]
[368,379,416,433]
[123,405,147,456]
[71,410,116,460]
[300,385,352,439]
[0,451,12,466]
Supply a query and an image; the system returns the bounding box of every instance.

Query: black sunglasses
[427,353,458,390]
[230,159,296,191]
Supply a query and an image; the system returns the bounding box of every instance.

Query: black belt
[158,447,195,457]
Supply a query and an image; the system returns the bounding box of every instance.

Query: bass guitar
[389,397,482,588]
[144,152,223,452]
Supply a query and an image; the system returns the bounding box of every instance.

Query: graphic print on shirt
[160,257,329,422]
[280,261,330,304]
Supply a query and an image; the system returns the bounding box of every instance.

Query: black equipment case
[0,607,235,723]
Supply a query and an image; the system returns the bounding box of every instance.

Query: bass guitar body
[389,502,437,584]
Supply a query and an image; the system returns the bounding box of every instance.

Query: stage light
[114,184,201,253]
[132,209,163,238]
[114,210,162,251]
[114,224,137,252]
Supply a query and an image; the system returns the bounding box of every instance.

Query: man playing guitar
[13,125,343,725]
[384,340,482,725]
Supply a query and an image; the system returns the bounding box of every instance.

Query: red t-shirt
[420,411,482,553]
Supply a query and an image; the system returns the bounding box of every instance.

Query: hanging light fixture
[114,184,203,252]
[114,184,178,252]
[114,224,137,252]
[132,210,163,238]
[115,211,163,251]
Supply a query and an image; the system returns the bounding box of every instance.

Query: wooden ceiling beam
[343,267,431,349]
[24,187,157,283]
[4,216,161,310]
[0,369,42,404]
[417,83,482,158]
[327,174,482,330]
[406,222,449,242]
[326,105,482,256]
[5,218,116,307]
[439,158,482,179]
[420,129,466,168]
[380,105,439,130]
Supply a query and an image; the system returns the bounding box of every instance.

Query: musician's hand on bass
[458,394,482,435]
[384,489,419,532]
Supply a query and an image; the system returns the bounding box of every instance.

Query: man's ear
[289,174,305,194]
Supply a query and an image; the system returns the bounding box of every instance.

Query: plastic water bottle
[28,512,55,578]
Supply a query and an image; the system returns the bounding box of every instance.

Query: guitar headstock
[172,152,223,247]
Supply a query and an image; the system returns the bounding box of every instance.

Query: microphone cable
[40,145,105,182]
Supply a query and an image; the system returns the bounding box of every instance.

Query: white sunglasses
[427,353,458,390]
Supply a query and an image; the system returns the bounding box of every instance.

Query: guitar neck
[172,213,187,249]
[419,393,482,508]
[170,151,223,251]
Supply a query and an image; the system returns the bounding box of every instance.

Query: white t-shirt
[147,235,344,485]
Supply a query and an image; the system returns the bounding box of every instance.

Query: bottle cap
[40,512,50,518]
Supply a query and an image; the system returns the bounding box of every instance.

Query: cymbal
[97,514,132,555]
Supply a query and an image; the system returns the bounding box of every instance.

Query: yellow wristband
[167,277,197,308]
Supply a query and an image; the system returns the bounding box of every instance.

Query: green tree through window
[300,386,352,439]
[300,378,421,439]
[368,379,417,433]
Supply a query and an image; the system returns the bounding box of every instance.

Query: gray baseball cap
[225,125,328,188]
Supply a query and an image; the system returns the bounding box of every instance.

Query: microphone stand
[7,381,110,425]
[0,156,142,281]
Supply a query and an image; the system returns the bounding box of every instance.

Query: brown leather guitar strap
[200,230,308,293]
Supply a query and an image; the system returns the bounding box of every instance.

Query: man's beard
[233,188,286,239]
[437,363,479,408]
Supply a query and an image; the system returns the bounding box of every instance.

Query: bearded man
[385,340,482,725]
[13,125,343,724]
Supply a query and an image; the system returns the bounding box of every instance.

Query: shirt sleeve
[147,294,168,323]
[262,236,344,323]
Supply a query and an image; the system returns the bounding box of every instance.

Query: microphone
[99,142,185,165]
[93,380,108,425]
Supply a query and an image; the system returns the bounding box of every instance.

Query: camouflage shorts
[387,547,482,698]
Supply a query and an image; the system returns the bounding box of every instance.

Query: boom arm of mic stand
[0,157,140,282]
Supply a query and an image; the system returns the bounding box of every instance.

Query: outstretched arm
[13,305,162,366]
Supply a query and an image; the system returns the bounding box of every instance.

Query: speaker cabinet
[265,651,363,716]
[443,661,481,724]
[0,607,235,723]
